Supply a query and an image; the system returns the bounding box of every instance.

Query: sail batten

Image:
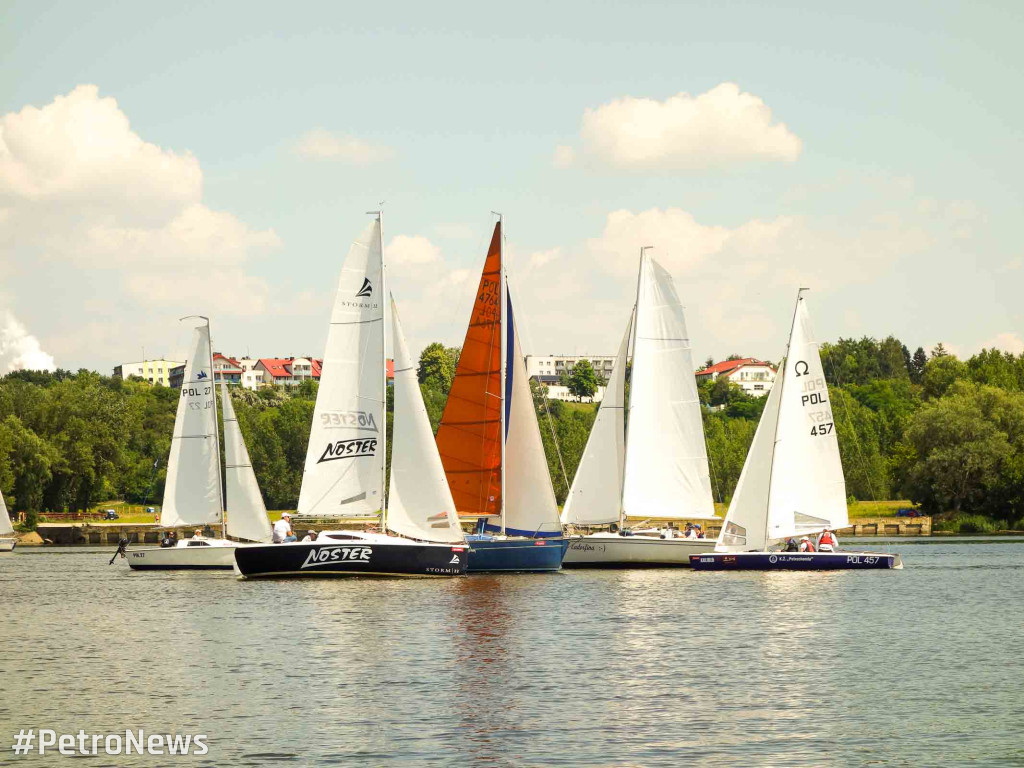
[160,322,223,528]
[297,220,385,518]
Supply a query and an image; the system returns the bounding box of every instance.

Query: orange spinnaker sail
[436,222,502,517]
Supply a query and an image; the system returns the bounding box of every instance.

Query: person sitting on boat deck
[160,531,177,548]
[783,537,799,552]
[193,528,204,539]
[817,528,839,552]
[684,524,698,539]
[798,536,816,552]
[301,530,318,542]
[695,524,705,539]
[273,512,296,543]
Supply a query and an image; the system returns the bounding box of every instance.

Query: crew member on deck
[798,536,816,552]
[784,538,799,552]
[301,530,318,542]
[273,512,296,543]
[817,528,839,552]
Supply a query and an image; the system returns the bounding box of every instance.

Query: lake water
[2,538,1023,767]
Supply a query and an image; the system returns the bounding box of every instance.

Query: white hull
[563,532,715,567]
[0,538,16,552]
[126,539,237,570]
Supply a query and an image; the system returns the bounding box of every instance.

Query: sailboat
[233,215,467,578]
[562,247,719,567]
[434,218,566,572]
[1,490,16,552]
[125,318,273,570]
[690,290,902,570]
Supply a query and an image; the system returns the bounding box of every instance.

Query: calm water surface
[2,538,1023,767]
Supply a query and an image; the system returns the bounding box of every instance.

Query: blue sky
[1,1,1021,371]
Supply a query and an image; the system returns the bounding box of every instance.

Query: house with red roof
[212,353,244,385]
[695,357,777,397]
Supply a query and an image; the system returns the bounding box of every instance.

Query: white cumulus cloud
[0,312,56,373]
[981,332,1024,355]
[568,82,801,171]
[0,85,282,368]
[294,128,396,164]
[385,234,442,266]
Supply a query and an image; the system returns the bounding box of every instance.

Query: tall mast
[495,212,507,536]
[371,208,387,532]
[619,246,652,530]
[762,287,809,547]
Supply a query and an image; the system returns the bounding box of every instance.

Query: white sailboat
[1,490,16,552]
[233,215,467,578]
[691,290,902,570]
[563,248,718,566]
[125,318,273,570]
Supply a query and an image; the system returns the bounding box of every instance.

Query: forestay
[622,256,715,520]
[298,220,385,517]
[386,297,465,544]
[161,322,223,528]
[221,384,273,543]
[766,295,848,541]
[561,312,631,526]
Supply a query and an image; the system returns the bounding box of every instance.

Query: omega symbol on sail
[356,278,373,298]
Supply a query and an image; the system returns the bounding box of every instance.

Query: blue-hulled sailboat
[435,218,566,572]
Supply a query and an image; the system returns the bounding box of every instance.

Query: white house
[113,358,183,387]
[695,358,777,397]
[525,354,616,385]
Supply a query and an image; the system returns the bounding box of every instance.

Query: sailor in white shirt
[817,528,839,552]
[273,512,296,543]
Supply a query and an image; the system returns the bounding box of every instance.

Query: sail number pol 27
[180,385,212,410]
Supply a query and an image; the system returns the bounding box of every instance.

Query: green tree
[922,355,968,400]
[567,359,599,402]
[910,347,928,384]
[417,342,458,394]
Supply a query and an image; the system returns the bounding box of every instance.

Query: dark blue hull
[465,535,567,572]
[690,551,902,571]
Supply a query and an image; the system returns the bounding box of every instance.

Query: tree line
[1,336,1022,528]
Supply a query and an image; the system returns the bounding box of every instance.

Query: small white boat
[124,319,273,570]
[562,248,717,567]
[1,490,16,552]
[692,290,902,572]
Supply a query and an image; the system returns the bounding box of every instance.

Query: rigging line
[541,391,571,496]
[822,339,879,503]
[704,418,725,505]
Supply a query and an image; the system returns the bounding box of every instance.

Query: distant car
[896,508,923,518]
[103,509,119,520]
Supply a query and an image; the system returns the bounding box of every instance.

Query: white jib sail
[298,219,385,517]
[161,322,223,528]
[622,256,715,520]
[0,490,13,536]
[221,385,273,543]
[766,294,848,542]
[715,369,784,552]
[500,298,562,537]
[386,298,465,544]
[561,312,631,526]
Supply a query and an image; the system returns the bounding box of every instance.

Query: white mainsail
[766,293,848,541]
[716,369,783,552]
[499,296,562,537]
[161,321,223,528]
[298,219,385,518]
[622,256,715,520]
[221,384,273,543]
[386,297,465,544]
[0,490,14,536]
[561,312,631,526]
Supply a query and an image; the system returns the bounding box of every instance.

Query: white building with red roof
[695,357,777,397]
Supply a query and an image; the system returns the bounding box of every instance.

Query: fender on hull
[233,541,467,578]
